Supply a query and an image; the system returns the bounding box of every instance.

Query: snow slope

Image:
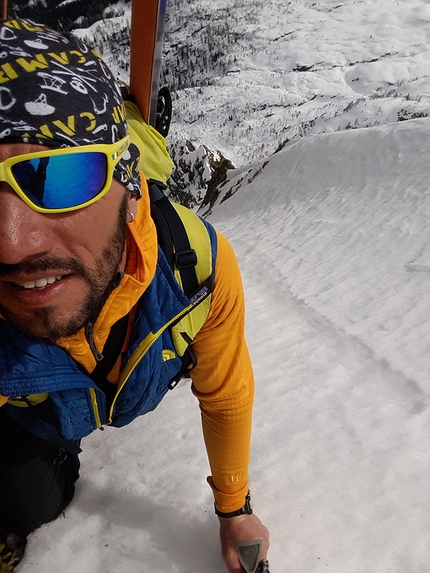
[19,117,430,572]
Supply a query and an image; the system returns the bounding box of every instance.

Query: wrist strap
[215,491,253,518]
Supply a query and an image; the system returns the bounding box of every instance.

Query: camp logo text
[0,50,102,85]
[23,104,126,141]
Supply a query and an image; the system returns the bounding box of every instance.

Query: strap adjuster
[175,249,197,270]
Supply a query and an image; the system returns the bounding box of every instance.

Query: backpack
[124,99,215,380]
[148,178,214,384]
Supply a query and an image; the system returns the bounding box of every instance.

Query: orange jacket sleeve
[190,230,254,513]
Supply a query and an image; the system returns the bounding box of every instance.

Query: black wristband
[214,491,253,518]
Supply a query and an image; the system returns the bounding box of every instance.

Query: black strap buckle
[175,249,197,270]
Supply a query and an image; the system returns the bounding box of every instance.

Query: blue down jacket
[0,229,216,443]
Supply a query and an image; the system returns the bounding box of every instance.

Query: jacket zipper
[107,303,195,424]
[84,321,104,428]
[85,322,104,362]
[107,284,212,424]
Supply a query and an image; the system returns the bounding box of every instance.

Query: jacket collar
[57,178,158,371]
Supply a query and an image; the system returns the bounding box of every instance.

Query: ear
[128,193,138,218]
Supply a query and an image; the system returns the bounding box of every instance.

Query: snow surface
[17,1,430,572]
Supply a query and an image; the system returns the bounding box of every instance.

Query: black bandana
[0,18,141,197]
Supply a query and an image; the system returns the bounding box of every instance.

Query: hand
[219,513,270,572]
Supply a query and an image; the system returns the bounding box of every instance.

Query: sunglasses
[0,136,130,213]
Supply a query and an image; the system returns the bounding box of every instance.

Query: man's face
[0,142,131,341]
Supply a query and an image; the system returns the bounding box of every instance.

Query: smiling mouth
[14,276,63,290]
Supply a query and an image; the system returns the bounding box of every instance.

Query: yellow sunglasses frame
[0,135,130,214]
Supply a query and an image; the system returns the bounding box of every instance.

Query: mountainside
[9,0,126,31]
[15,0,430,209]
[11,0,430,170]
[163,0,430,166]
[68,0,430,209]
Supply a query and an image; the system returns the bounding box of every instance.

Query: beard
[0,195,129,342]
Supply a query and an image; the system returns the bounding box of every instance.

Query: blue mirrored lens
[11,152,108,209]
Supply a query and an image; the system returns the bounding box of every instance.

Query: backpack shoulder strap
[148,180,199,296]
[148,179,215,359]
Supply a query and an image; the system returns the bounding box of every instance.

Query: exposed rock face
[167,139,235,211]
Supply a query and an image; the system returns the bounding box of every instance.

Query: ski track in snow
[208,118,430,572]
[242,253,430,572]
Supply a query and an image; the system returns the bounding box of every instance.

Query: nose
[0,183,53,265]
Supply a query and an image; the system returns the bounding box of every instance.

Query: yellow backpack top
[125,100,173,184]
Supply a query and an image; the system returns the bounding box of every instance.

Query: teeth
[17,276,62,289]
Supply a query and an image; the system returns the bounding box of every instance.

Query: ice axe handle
[235,539,271,573]
[257,558,271,572]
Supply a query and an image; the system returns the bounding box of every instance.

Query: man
[0,19,269,572]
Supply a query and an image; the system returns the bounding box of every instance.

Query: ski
[1,0,8,19]
[129,0,168,126]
